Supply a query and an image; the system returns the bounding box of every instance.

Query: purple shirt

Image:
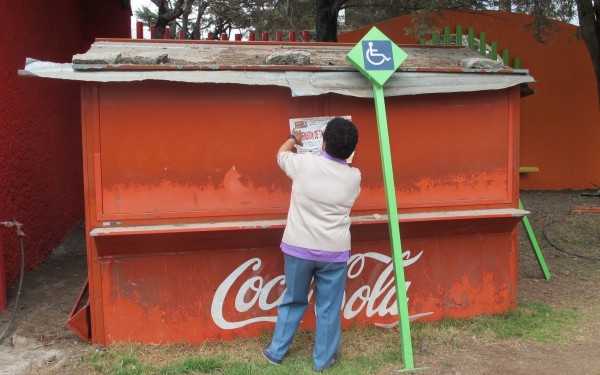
[281,242,350,263]
[319,150,348,165]
[280,151,351,263]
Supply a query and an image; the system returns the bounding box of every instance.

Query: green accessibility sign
[346,27,408,87]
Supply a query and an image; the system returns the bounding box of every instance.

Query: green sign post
[346,27,416,371]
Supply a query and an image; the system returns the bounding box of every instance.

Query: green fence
[419,25,521,68]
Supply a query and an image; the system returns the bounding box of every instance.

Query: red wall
[340,11,600,190]
[0,1,131,283]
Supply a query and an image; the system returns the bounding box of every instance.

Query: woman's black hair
[323,117,358,160]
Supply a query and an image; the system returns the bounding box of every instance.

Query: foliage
[134,5,159,28]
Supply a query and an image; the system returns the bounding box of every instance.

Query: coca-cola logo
[211,250,432,330]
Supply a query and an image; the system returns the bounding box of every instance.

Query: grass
[412,300,580,346]
[83,301,579,375]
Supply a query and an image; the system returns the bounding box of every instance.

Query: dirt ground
[0,190,599,375]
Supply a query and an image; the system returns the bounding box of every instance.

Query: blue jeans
[268,253,347,371]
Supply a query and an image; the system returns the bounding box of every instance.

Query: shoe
[262,345,282,365]
[315,352,338,372]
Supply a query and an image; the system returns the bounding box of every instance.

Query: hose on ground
[542,220,600,262]
[0,220,25,345]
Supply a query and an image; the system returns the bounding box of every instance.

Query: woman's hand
[278,129,304,154]
[292,129,303,146]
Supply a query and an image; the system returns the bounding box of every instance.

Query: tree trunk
[153,0,185,39]
[576,0,600,107]
[315,0,345,42]
[499,0,512,11]
[181,0,195,39]
[192,2,209,40]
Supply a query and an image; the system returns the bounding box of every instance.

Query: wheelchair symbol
[365,41,391,66]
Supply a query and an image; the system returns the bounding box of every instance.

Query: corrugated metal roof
[19,39,534,98]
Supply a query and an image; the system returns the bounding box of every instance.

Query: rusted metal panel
[65,279,91,343]
[93,218,519,343]
[91,82,515,224]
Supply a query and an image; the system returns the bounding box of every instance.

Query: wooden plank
[491,41,498,61]
[468,27,474,49]
[571,206,600,213]
[444,26,451,45]
[519,166,540,173]
[503,49,510,66]
[479,32,486,56]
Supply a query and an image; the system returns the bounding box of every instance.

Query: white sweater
[277,151,361,252]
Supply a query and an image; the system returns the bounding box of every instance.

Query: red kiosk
[21,39,532,344]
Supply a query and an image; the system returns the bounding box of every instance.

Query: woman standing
[263,117,361,371]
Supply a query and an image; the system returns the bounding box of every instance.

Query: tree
[312,0,600,106]
[151,0,189,38]
[132,0,599,104]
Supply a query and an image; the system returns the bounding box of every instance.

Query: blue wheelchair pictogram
[362,40,394,70]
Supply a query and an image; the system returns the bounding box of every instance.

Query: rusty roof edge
[71,63,529,75]
[92,38,463,49]
[20,58,534,98]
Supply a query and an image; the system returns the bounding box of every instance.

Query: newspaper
[288,116,351,154]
